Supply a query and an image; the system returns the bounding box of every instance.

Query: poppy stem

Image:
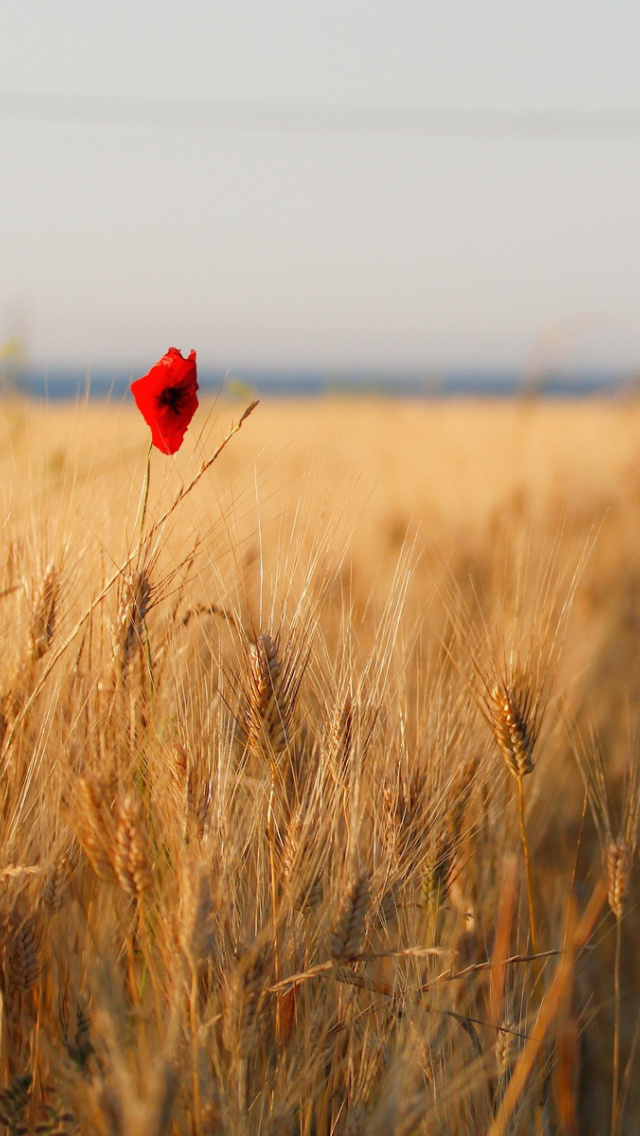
[135,444,155,698]
[0,400,259,763]
[136,442,153,549]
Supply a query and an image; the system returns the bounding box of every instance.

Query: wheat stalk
[488,671,540,956]
[575,734,640,1136]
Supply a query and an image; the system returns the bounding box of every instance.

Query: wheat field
[0,392,639,1135]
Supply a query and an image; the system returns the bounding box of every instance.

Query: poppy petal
[131,347,198,454]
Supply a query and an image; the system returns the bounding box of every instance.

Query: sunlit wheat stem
[517,776,538,958]
[612,912,622,1136]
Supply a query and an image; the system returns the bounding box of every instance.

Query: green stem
[137,443,153,693]
[136,442,153,554]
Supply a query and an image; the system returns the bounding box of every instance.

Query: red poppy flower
[131,347,198,454]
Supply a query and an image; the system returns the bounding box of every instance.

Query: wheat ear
[489,676,539,957]
[114,793,153,900]
[329,872,370,961]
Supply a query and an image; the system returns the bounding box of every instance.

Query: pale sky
[2,2,640,372]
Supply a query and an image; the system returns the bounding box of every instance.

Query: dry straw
[73,774,117,884]
[575,732,640,1136]
[0,394,633,1132]
[42,844,75,915]
[248,633,287,750]
[446,530,591,965]
[420,836,454,919]
[1,560,60,732]
[224,940,273,1057]
[5,903,41,991]
[244,630,300,765]
[114,793,153,899]
[328,691,354,785]
[111,569,152,679]
[280,802,323,913]
[28,560,59,662]
[487,667,542,955]
[169,740,211,837]
[180,862,215,970]
[489,674,539,781]
[329,872,370,961]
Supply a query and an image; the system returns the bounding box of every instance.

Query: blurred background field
[7,391,640,757]
[7,392,640,534]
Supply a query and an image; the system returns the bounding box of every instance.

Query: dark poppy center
[157,385,186,415]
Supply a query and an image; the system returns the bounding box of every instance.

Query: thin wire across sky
[3,92,640,138]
